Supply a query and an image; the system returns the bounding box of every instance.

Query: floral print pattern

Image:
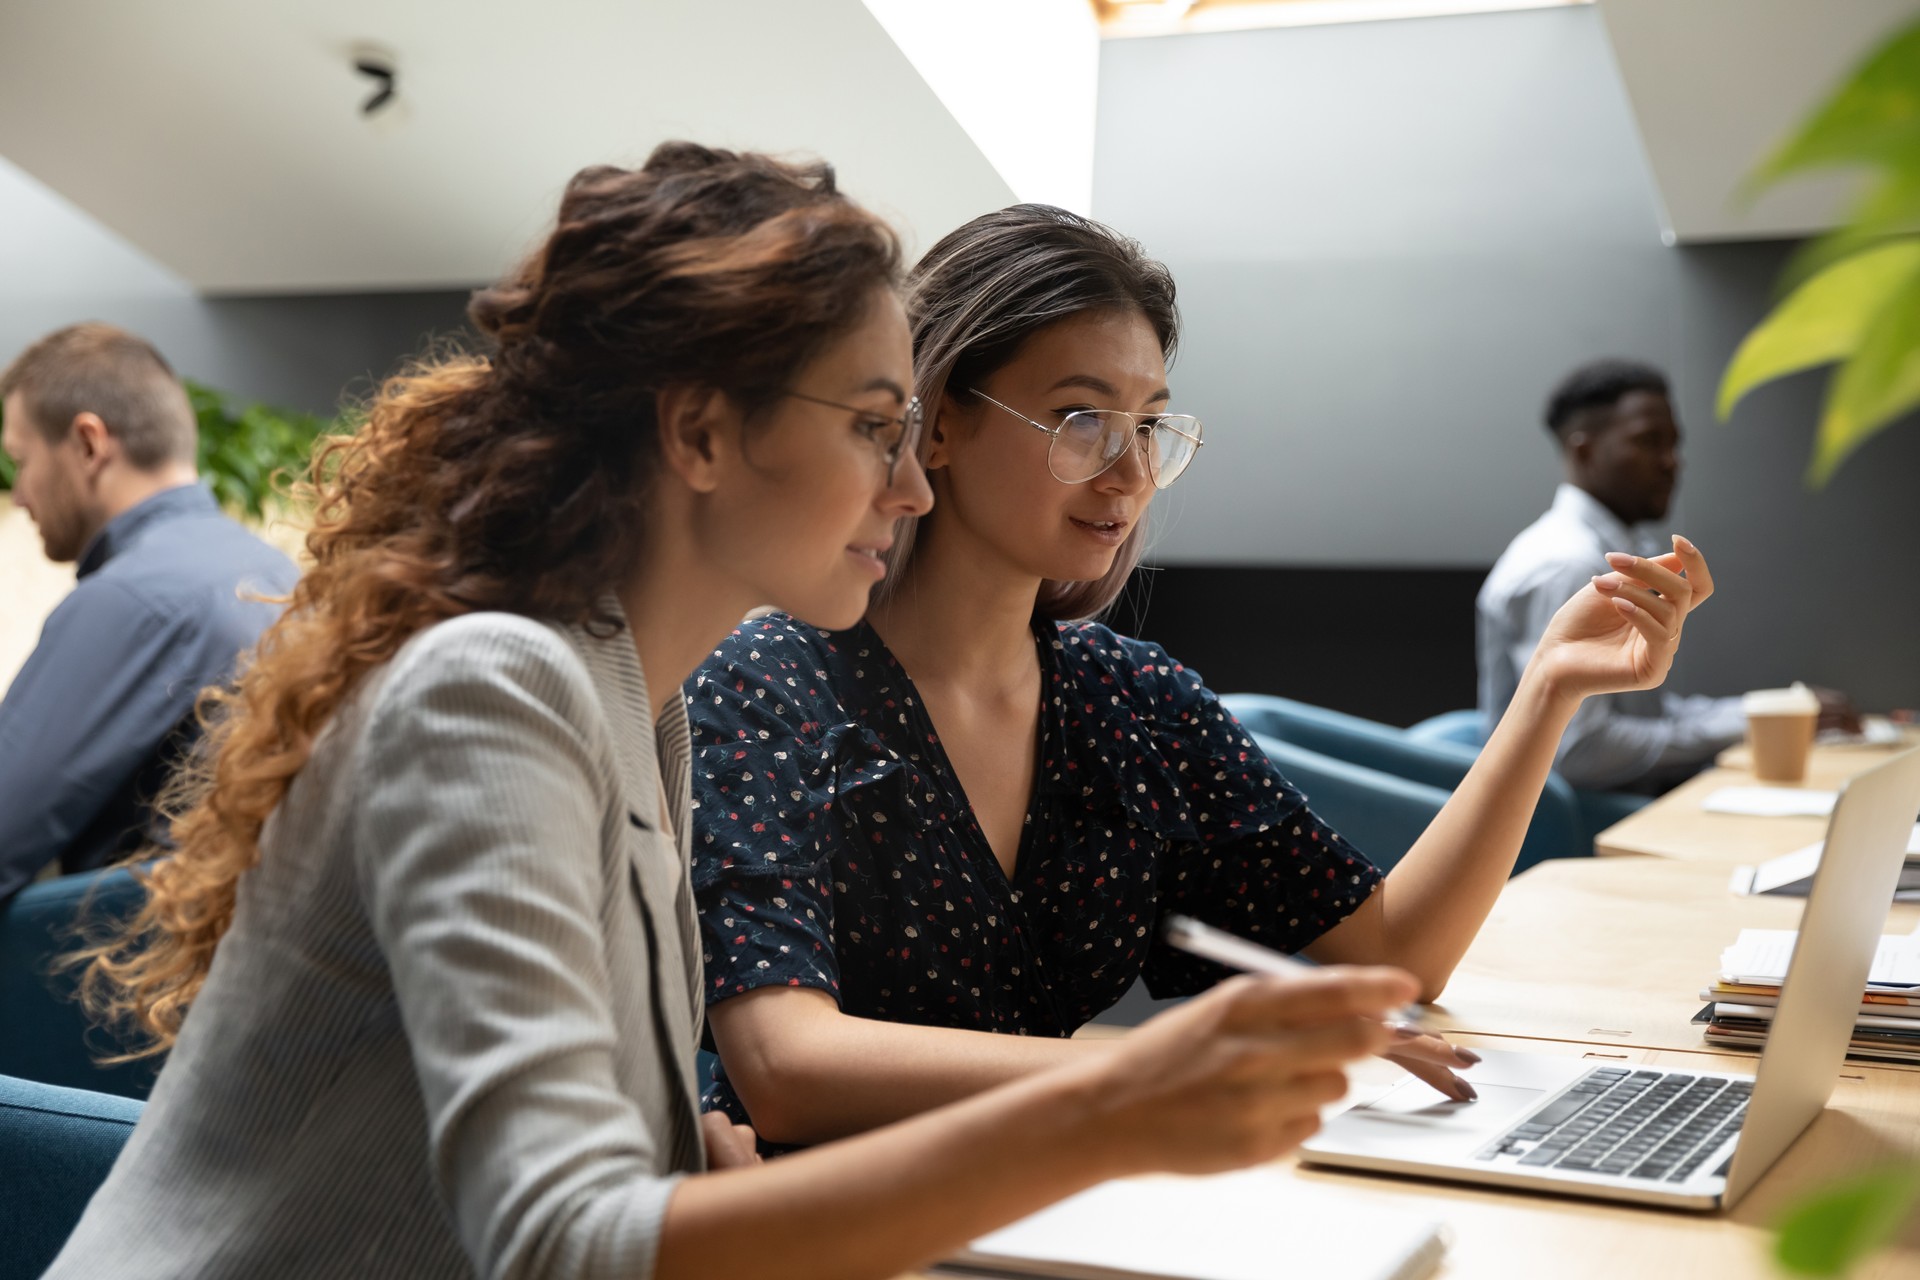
[686,614,1383,1128]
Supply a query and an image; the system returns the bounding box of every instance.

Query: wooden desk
[896,743,1920,1279]
[1594,742,1912,864]
[902,1034,1920,1280]
[1430,855,1920,1055]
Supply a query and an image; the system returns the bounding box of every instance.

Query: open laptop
[1300,745,1920,1211]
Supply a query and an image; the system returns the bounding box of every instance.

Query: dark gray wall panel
[1095,8,1920,712]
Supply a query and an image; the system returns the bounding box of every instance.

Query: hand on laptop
[1083,965,1415,1176]
[1532,534,1716,700]
[1381,1032,1482,1102]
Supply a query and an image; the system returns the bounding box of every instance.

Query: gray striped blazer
[45,607,707,1279]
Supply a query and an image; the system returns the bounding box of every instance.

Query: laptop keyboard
[1478,1068,1752,1182]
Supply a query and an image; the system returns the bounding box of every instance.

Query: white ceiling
[5,1,1916,293]
[1598,0,1920,243]
[0,0,1020,293]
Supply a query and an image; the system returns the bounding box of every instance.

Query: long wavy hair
[878,204,1179,621]
[73,142,902,1056]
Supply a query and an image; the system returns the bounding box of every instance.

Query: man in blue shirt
[0,323,298,902]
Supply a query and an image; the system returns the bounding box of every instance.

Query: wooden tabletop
[901,1035,1920,1280]
[893,745,1920,1278]
[1429,854,1920,1055]
[1593,741,1915,864]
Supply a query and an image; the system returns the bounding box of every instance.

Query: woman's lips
[1069,516,1131,543]
[847,543,891,578]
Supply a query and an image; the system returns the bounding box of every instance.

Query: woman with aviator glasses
[687,204,1718,1148]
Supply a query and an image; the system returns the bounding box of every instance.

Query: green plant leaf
[1775,1165,1920,1276]
[1752,19,1920,190]
[1719,239,1920,422]
[1811,259,1920,484]
[1779,170,1920,294]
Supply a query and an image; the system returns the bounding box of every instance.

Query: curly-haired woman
[45,147,1417,1280]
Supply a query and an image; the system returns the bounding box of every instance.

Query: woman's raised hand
[1532,535,1716,700]
[1083,966,1416,1177]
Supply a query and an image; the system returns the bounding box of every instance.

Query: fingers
[1385,1032,1482,1071]
[1671,534,1714,604]
[1602,551,1692,609]
[1591,574,1679,629]
[1607,593,1675,648]
[1214,967,1419,1035]
[1382,1051,1479,1102]
[700,1111,762,1170]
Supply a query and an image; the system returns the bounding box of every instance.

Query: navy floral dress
[686,613,1383,1128]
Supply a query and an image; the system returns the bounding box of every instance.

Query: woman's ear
[925,388,973,472]
[655,384,734,494]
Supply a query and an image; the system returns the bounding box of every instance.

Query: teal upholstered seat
[1,867,160,1100]
[1226,694,1587,872]
[0,1072,140,1280]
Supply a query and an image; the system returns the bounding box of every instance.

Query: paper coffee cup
[1743,683,1820,783]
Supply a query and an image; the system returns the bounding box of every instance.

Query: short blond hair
[0,322,196,469]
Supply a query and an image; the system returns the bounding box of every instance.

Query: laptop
[1299,745,1920,1211]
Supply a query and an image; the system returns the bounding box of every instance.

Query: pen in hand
[1160,914,1431,1037]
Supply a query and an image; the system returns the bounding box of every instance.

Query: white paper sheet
[1702,786,1839,818]
[1720,927,1920,989]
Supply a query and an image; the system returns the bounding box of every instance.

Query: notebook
[936,1169,1446,1280]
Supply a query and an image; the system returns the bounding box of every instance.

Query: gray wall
[1093,6,1920,712]
[1,156,470,419]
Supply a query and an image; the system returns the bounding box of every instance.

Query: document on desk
[1728,824,1920,900]
[1701,786,1839,817]
[1720,928,1920,990]
[937,1169,1445,1280]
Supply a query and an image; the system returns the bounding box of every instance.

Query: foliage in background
[1718,19,1920,486]
[182,381,331,520]
[1731,26,1920,1280]
[1776,1165,1920,1277]
[0,380,331,521]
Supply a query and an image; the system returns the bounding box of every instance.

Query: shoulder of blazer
[370,612,609,749]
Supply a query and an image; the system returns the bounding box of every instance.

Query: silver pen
[1161,914,1430,1036]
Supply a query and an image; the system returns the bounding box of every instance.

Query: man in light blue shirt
[1477,359,1848,794]
[0,323,297,902]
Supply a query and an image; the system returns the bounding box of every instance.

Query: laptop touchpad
[1318,1081,1547,1158]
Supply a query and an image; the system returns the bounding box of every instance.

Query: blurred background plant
[0,379,330,521]
[181,381,331,520]
[1718,17,1920,488]
[1724,21,1920,1280]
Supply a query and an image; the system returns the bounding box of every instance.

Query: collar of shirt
[75,482,220,579]
[1549,483,1666,560]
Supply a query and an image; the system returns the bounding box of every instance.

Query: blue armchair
[1224,694,1586,873]
[1245,732,1448,874]
[1,868,161,1100]
[1408,707,1652,848]
[0,1073,140,1280]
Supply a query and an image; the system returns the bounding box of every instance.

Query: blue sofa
[1406,708,1652,847]
[1,868,161,1100]
[1224,694,1586,873]
[0,1073,140,1279]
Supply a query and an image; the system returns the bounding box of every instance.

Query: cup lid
[1743,682,1820,715]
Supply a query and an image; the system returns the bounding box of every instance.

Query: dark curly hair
[73,142,903,1055]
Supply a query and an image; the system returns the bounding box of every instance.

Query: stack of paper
[1697,927,1920,1064]
[1728,824,1920,902]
